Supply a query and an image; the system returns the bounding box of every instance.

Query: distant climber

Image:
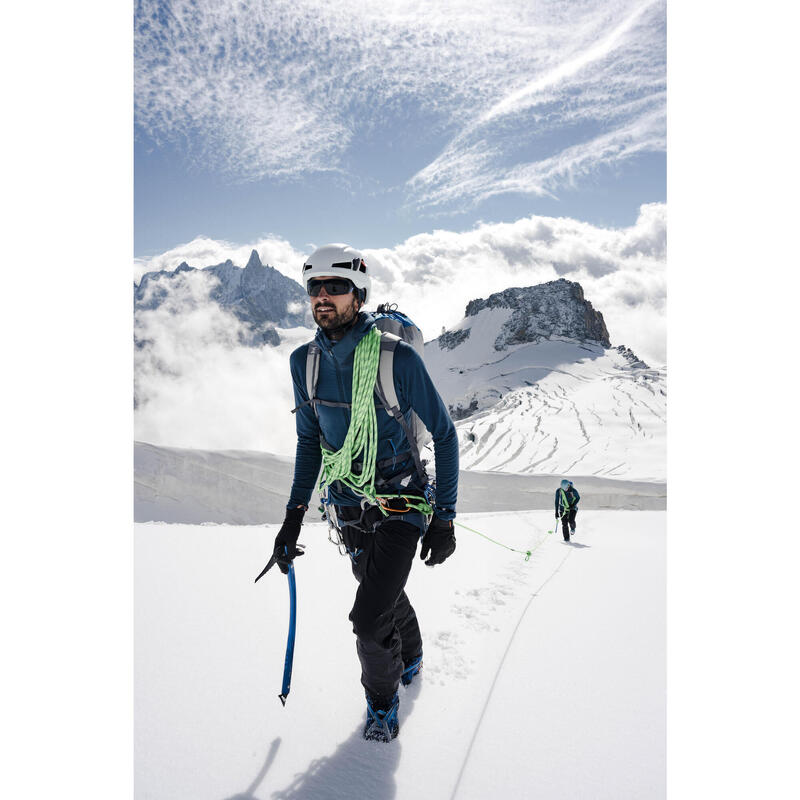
[555,479,580,542]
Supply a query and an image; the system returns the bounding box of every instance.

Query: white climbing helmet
[301,243,372,303]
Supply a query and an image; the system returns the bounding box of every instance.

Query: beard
[312,294,361,338]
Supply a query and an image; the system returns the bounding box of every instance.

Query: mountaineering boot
[401,654,423,687]
[363,693,399,742]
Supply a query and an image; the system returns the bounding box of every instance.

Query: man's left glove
[420,516,456,566]
[254,506,306,582]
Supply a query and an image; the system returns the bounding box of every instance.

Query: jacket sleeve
[572,487,580,505]
[286,345,323,510]
[393,343,458,520]
[555,490,559,515]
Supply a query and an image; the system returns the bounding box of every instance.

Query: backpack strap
[293,341,352,416]
[374,333,428,484]
[306,342,321,413]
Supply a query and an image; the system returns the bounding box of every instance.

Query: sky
[134,0,667,453]
[134,0,666,258]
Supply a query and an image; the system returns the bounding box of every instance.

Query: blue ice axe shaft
[278,559,297,706]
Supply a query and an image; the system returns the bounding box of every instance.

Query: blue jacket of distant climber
[555,484,580,516]
[287,312,458,520]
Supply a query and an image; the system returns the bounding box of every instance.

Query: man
[555,478,580,542]
[257,244,459,743]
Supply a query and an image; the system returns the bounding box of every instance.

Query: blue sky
[134,0,665,258]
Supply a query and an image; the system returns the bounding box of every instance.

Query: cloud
[134,234,307,283]
[135,203,665,452]
[408,2,666,208]
[134,268,303,454]
[135,0,665,207]
[363,202,666,365]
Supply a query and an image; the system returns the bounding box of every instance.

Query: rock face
[615,345,650,369]
[438,328,471,350]
[134,250,311,345]
[463,279,610,350]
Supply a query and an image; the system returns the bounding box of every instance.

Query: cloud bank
[135,0,665,208]
[134,268,305,454]
[364,202,666,366]
[134,235,307,283]
[134,204,665,453]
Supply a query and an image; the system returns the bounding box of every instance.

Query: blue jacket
[555,484,580,516]
[287,312,459,520]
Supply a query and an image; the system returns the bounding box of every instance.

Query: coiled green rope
[319,326,381,503]
[318,326,432,516]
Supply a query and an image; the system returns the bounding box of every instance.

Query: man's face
[310,276,362,331]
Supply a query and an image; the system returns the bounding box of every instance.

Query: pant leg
[568,508,577,531]
[561,513,570,540]
[347,518,420,702]
[394,589,422,664]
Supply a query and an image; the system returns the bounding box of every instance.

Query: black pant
[560,508,577,541]
[337,506,423,704]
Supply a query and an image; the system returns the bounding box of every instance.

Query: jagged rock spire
[245,249,262,269]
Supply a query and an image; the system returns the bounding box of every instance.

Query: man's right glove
[254,506,306,582]
[420,516,456,566]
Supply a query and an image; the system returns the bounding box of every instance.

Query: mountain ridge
[134,249,312,346]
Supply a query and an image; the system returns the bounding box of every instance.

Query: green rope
[454,520,537,561]
[317,325,435,518]
[319,326,382,504]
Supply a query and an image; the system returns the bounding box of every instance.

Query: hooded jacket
[287,312,458,520]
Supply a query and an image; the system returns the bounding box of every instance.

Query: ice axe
[254,546,298,706]
[277,559,297,706]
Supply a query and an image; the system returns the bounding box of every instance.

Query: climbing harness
[302,325,434,557]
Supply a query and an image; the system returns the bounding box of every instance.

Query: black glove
[420,516,456,566]
[254,506,306,582]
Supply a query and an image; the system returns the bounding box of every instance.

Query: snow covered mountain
[425,279,666,481]
[134,249,312,346]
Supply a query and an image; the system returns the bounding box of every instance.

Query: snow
[136,510,664,799]
[134,442,666,524]
[425,326,666,481]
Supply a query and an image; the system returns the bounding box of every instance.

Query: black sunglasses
[307,278,355,297]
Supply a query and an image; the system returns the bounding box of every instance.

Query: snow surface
[134,442,665,524]
[135,510,664,799]
[425,309,666,481]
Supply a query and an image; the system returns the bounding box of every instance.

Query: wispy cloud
[135,0,665,206]
[478,0,661,125]
[408,0,665,208]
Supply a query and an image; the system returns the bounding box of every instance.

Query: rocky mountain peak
[461,278,610,350]
[134,252,311,346]
[245,249,262,269]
